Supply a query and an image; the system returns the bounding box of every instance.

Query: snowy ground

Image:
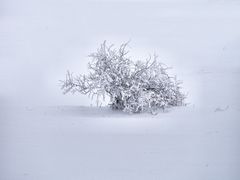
[1,0,240,179]
[1,69,240,180]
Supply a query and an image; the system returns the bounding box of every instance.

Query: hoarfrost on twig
[61,41,186,113]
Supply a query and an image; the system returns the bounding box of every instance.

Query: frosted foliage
[61,42,185,113]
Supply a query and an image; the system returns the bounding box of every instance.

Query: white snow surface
[1,0,240,179]
[1,69,240,180]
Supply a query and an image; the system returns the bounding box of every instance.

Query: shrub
[61,41,185,113]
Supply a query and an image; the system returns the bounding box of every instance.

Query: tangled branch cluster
[61,41,185,113]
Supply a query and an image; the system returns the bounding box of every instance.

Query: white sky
[1,0,240,106]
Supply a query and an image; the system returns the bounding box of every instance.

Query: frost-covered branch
[61,41,186,113]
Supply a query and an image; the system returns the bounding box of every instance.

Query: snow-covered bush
[61,41,185,113]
